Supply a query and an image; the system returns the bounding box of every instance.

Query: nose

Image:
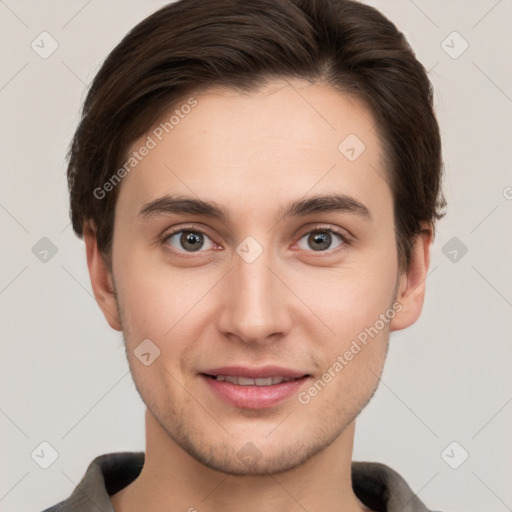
[216,247,293,344]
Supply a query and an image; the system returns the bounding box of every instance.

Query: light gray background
[1,1,511,511]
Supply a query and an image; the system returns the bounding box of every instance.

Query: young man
[43,0,445,510]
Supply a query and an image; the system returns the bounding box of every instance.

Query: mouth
[199,366,312,409]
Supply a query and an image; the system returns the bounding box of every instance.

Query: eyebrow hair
[139,193,371,222]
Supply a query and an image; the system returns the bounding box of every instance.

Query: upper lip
[201,365,309,379]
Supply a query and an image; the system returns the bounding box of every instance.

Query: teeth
[238,376,257,385]
[255,377,273,386]
[212,375,296,386]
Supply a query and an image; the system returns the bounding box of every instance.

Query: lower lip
[201,374,310,409]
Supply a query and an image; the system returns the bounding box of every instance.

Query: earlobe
[390,227,433,332]
[83,222,122,331]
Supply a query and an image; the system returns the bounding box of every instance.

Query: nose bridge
[217,244,290,343]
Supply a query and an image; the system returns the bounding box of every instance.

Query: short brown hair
[67,0,445,269]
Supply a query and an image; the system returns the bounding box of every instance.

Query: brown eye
[297,230,344,252]
[164,230,214,253]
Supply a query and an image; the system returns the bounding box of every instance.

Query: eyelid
[162,223,213,240]
[295,223,350,240]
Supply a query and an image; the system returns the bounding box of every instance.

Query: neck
[110,409,366,512]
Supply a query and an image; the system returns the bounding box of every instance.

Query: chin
[162,411,349,476]
[183,439,323,476]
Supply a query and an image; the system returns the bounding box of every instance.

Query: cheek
[297,273,394,413]
[113,251,221,355]
[114,249,179,332]
[300,265,397,345]
[291,244,398,381]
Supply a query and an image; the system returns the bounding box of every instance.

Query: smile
[200,372,311,409]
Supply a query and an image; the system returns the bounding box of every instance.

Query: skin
[84,79,432,512]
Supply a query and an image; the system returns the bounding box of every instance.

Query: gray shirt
[41,451,437,512]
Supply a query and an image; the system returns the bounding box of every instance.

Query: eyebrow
[139,193,371,222]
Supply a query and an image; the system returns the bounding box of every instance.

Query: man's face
[106,80,403,474]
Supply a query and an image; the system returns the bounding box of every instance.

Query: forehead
[116,79,391,223]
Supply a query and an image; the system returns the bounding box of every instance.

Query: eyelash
[160,224,350,257]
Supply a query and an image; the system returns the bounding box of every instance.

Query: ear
[390,226,433,332]
[83,222,122,331]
